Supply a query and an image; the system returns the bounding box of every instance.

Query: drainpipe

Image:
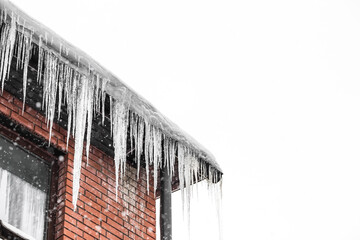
[160,166,172,240]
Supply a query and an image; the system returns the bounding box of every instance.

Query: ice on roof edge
[0,0,222,173]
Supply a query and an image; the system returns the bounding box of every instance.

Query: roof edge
[0,0,222,174]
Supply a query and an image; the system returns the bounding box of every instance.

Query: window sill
[0,220,36,240]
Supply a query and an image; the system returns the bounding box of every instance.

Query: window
[0,136,51,240]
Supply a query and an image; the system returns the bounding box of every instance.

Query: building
[0,1,223,240]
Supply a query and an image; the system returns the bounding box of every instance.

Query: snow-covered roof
[0,0,222,212]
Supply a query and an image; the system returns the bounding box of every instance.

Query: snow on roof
[0,0,222,222]
[1,0,221,172]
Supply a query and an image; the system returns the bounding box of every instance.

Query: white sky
[9,0,360,239]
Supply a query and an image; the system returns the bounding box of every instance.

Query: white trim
[1,220,37,240]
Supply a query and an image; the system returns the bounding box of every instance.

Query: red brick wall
[0,90,156,240]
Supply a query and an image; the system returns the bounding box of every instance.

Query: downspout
[160,166,172,240]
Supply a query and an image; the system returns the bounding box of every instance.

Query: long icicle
[72,75,88,209]
[85,73,94,163]
[112,98,129,200]
[42,51,59,144]
[0,14,16,93]
[144,120,153,194]
[21,34,32,112]
[65,66,74,150]
[101,78,108,125]
[36,37,43,84]
[178,143,185,213]
[57,63,64,120]
[136,116,144,179]
[153,127,162,196]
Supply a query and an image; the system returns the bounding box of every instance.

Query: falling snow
[0,1,223,238]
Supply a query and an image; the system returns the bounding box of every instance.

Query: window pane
[0,137,50,192]
[0,137,50,240]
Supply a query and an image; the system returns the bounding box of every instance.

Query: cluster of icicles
[0,5,222,237]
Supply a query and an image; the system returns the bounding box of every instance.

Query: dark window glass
[0,136,50,240]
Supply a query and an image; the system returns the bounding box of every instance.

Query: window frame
[0,121,60,240]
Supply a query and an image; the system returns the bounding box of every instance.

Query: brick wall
[0,90,156,240]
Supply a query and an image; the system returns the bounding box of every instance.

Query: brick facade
[0,90,156,240]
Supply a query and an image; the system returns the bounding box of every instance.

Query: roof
[0,0,222,208]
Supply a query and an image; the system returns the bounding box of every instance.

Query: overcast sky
[9,0,360,239]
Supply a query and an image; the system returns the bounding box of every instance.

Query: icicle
[1,8,6,25]
[94,74,100,113]
[42,51,59,144]
[129,113,141,179]
[22,34,32,112]
[190,156,200,199]
[1,8,7,25]
[177,144,205,237]
[153,128,162,196]
[20,18,26,47]
[169,140,176,178]
[36,37,43,84]
[0,7,4,25]
[63,65,71,105]
[85,74,94,163]
[109,96,113,134]
[71,72,78,138]
[57,63,64,120]
[164,137,176,179]
[129,112,135,151]
[144,120,153,194]
[163,137,169,171]
[177,143,185,213]
[15,32,22,70]
[112,98,129,200]
[184,148,192,233]
[0,8,3,24]
[101,78,108,125]
[0,15,16,93]
[72,76,88,209]
[65,67,74,149]
[136,117,144,179]
[208,174,223,240]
